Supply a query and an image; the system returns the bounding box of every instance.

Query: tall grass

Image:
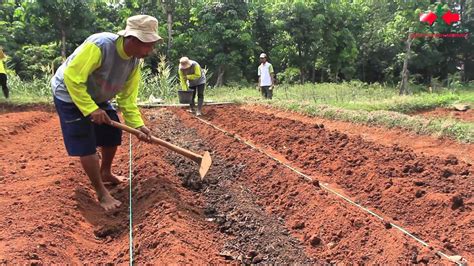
[269,101,474,143]
[205,81,474,112]
[139,54,178,102]
[2,74,52,103]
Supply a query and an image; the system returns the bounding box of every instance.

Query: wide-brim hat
[179,57,192,70]
[118,15,163,43]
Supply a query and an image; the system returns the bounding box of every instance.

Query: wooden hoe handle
[110,121,203,163]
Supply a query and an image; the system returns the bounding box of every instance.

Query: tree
[33,1,95,58]
[191,1,253,86]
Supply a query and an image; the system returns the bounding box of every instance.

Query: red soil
[0,103,471,264]
[415,107,474,123]
[0,109,226,264]
[193,105,473,263]
[244,104,474,164]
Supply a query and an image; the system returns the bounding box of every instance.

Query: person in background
[51,15,162,211]
[258,53,275,99]
[178,57,206,116]
[0,46,9,99]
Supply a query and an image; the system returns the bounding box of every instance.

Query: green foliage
[9,43,61,80]
[139,55,178,101]
[277,67,300,84]
[7,73,52,100]
[1,0,472,91]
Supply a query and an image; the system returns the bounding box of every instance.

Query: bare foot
[101,173,128,185]
[99,193,121,211]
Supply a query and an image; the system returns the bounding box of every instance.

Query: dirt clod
[252,254,264,264]
[451,195,464,210]
[445,155,459,165]
[309,236,321,247]
[247,250,258,258]
[442,169,454,178]
[414,181,425,186]
[312,179,320,188]
[415,190,425,198]
[291,221,305,230]
[93,226,121,239]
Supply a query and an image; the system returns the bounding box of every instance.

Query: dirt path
[147,109,314,264]
[0,109,227,264]
[192,105,473,262]
[165,107,457,264]
[414,108,474,123]
[245,104,474,164]
[1,104,471,264]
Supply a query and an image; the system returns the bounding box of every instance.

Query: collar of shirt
[116,37,131,60]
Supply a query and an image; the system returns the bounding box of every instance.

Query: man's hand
[90,109,112,125]
[136,125,152,142]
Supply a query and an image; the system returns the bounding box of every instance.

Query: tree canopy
[0,0,472,87]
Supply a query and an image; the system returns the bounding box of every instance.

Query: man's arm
[178,69,188,90]
[257,66,261,87]
[269,64,275,86]
[186,64,202,80]
[115,65,144,128]
[63,42,102,116]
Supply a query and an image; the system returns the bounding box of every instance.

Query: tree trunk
[216,65,225,87]
[297,47,304,84]
[161,1,174,59]
[299,66,305,84]
[399,35,413,95]
[311,66,316,83]
[61,28,66,60]
[166,11,173,59]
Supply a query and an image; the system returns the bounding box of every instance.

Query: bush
[277,67,300,84]
[139,54,178,101]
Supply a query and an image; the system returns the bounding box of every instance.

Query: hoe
[111,121,212,179]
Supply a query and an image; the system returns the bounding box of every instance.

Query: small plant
[139,54,178,101]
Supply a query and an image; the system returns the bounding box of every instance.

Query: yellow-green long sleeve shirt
[51,33,144,128]
[178,60,206,90]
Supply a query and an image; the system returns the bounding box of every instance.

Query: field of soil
[415,107,474,123]
[0,103,471,264]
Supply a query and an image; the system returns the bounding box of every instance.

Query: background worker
[0,46,9,99]
[178,57,206,116]
[51,15,162,211]
[258,53,275,99]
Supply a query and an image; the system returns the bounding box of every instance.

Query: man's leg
[100,146,126,184]
[189,87,196,112]
[95,107,126,185]
[196,84,205,116]
[54,97,121,211]
[81,154,121,211]
[267,87,273,99]
[260,86,266,98]
[0,74,8,99]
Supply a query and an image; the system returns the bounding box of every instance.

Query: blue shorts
[54,97,122,157]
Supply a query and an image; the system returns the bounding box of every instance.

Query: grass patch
[4,76,473,143]
[267,101,474,143]
[206,81,474,113]
[3,74,52,104]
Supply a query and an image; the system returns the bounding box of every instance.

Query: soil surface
[246,104,474,164]
[0,103,471,264]
[415,107,474,123]
[193,105,473,263]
